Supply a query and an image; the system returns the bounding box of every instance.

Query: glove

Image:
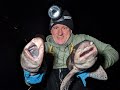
[20,37,44,73]
[76,72,89,87]
[24,70,45,85]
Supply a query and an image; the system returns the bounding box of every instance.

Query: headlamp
[48,5,61,20]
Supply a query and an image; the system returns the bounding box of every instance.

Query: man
[20,10,119,90]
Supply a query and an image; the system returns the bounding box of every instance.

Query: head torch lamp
[48,5,62,20]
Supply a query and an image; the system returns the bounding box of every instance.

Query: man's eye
[53,27,58,29]
[55,27,58,29]
[63,27,68,29]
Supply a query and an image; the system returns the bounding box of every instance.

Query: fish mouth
[28,43,39,58]
[24,42,39,61]
[80,47,94,57]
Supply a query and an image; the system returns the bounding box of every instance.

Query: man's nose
[58,29,63,36]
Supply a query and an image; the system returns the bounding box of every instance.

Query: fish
[20,37,44,73]
[60,40,108,90]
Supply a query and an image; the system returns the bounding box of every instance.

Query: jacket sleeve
[84,34,119,69]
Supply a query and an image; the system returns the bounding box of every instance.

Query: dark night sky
[0,0,120,90]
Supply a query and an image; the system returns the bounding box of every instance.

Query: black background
[0,0,120,90]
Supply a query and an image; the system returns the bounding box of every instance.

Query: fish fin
[89,65,108,80]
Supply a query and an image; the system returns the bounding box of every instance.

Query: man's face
[51,24,72,45]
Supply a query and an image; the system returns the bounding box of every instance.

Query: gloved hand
[20,37,44,73]
[76,72,89,87]
[24,70,45,85]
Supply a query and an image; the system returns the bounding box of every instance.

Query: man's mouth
[57,36,64,38]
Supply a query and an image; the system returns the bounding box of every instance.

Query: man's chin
[55,40,66,45]
[57,42,65,45]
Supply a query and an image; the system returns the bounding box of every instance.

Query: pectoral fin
[89,65,108,80]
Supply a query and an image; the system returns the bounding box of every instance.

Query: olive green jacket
[45,34,119,69]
